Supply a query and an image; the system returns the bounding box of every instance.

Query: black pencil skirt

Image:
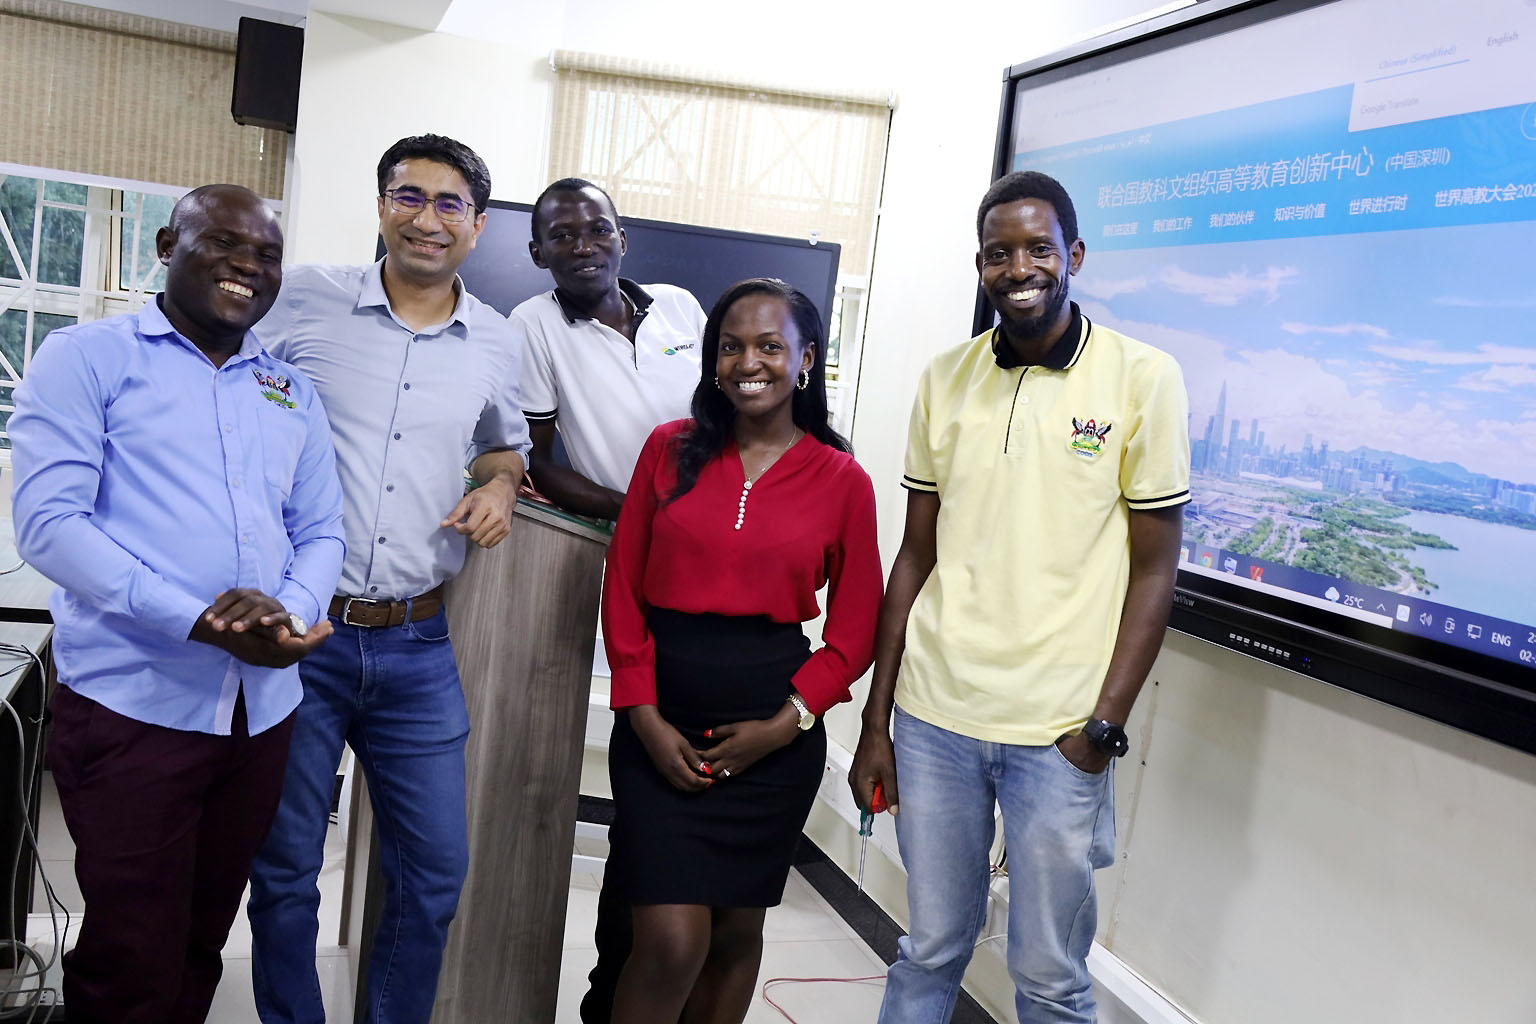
[607,608,826,908]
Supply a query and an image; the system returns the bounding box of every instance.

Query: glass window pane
[827,299,843,369]
[0,384,13,448]
[122,191,176,292]
[44,180,88,205]
[0,309,25,380]
[0,176,39,279]
[38,205,86,287]
[0,311,75,447]
[34,312,75,338]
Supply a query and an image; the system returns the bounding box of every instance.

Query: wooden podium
[342,498,609,1022]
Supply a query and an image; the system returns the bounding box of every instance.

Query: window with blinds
[548,51,893,427]
[0,0,288,198]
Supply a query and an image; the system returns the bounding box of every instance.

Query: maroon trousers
[48,684,295,1024]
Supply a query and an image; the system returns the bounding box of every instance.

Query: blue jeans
[879,706,1115,1024]
[247,610,470,1024]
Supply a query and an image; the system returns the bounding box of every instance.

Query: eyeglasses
[382,188,475,223]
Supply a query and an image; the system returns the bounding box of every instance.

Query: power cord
[757,857,1010,1022]
[761,974,886,1021]
[0,640,66,1020]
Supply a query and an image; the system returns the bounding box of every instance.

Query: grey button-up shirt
[258,260,531,600]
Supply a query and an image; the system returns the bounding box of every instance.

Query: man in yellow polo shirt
[850,170,1189,1023]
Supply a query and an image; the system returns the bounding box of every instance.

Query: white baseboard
[578,696,1192,1024]
[1087,944,1196,1024]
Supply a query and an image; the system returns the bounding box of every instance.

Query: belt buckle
[340,596,376,627]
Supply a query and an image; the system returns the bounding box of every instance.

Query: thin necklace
[735,428,800,531]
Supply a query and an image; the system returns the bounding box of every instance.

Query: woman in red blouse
[601,278,883,1023]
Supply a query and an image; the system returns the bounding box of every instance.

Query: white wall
[289,2,1536,1021]
[1100,631,1536,1023]
[285,6,557,264]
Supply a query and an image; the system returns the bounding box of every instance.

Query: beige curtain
[549,50,892,275]
[0,0,288,197]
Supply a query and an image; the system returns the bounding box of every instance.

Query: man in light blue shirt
[246,134,531,1024]
[9,184,345,1024]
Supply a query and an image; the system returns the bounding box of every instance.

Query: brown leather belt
[328,585,444,628]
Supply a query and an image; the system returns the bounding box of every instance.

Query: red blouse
[602,419,883,715]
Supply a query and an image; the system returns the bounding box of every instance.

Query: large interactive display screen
[442,201,840,338]
[993,0,1536,750]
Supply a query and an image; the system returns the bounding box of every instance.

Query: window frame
[0,163,278,458]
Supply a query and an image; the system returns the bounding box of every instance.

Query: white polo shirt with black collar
[512,280,705,493]
[897,303,1191,746]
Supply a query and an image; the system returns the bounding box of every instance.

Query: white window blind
[548,50,893,276]
[0,0,287,198]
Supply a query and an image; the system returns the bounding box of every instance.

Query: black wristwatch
[1081,718,1129,758]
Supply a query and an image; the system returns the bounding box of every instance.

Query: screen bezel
[986,0,1536,754]
[440,199,842,340]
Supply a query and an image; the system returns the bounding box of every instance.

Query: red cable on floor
[760,974,888,1022]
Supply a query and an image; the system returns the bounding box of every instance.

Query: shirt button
[224,423,234,433]
[378,536,387,544]
[232,478,242,489]
[386,483,395,492]
[370,586,379,593]
[1020,395,1030,404]
[403,382,411,390]
[393,432,402,440]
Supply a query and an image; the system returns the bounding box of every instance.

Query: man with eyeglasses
[246,134,531,1024]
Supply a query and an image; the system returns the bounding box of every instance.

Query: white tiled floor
[18,776,891,1023]
[555,836,889,1023]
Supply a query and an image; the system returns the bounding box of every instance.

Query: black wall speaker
[231,17,304,133]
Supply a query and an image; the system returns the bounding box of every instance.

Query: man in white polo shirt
[512,178,705,518]
[512,178,704,1023]
[850,170,1189,1023]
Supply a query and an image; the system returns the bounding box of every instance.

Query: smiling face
[977,197,1085,347]
[377,157,485,287]
[715,293,814,423]
[155,186,283,348]
[529,186,626,305]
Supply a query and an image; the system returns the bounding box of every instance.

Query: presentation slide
[1009,0,1536,671]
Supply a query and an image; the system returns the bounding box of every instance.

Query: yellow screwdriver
[856,781,887,893]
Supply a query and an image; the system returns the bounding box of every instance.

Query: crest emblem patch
[253,369,295,409]
[1068,417,1112,459]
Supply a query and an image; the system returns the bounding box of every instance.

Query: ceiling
[61,0,494,34]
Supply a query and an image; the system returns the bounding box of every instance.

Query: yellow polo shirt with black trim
[897,306,1190,746]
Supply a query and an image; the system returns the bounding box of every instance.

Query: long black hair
[669,278,850,501]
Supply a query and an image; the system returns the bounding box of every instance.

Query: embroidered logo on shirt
[662,342,696,355]
[1068,417,1112,459]
[253,370,296,409]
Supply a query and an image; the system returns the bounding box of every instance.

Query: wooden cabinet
[344,500,609,1022]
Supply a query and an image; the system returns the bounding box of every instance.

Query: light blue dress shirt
[258,261,531,601]
[9,297,346,736]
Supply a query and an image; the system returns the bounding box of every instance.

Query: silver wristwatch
[787,692,815,731]
[286,613,308,638]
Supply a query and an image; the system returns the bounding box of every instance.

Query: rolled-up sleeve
[466,316,533,471]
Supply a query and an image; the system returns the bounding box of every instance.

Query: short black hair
[531,177,620,242]
[376,134,492,213]
[976,171,1078,247]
